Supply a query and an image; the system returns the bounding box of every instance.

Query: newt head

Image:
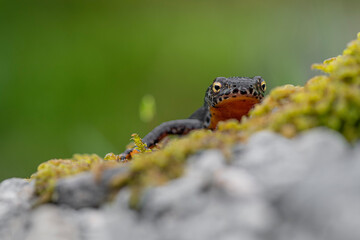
[206,76,266,129]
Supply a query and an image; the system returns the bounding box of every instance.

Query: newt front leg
[120,119,204,160]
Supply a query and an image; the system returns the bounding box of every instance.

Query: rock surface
[0,178,35,240]
[1,128,360,240]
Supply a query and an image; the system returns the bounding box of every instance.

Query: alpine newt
[120,76,266,160]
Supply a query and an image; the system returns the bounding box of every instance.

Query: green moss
[237,33,360,141]
[30,154,119,203]
[30,33,360,206]
[131,133,152,154]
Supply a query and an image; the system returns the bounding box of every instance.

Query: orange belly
[208,96,260,129]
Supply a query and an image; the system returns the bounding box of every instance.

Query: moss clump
[31,154,119,203]
[237,33,360,141]
[131,133,153,154]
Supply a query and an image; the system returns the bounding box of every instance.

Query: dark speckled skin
[120,76,266,160]
[205,76,265,108]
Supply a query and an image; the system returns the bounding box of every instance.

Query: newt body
[121,76,266,160]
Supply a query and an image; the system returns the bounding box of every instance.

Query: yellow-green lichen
[131,133,152,154]
[31,154,120,203]
[237,33,360,141]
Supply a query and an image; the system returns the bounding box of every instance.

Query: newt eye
[212,82,222,93]
[261,81,266,91]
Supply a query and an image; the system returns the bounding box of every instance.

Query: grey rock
[73,208,112,240]
[0,178,34,211]
[212,167,260,199]
[54,166,129,209]
[1,128,360,240]
[187,149,226,171]
[54,172,108,209]
[234,128,350,199]
[272,150,360,240]
[0,178,35,240]
[24,205,80,240]
[20,205,113,240]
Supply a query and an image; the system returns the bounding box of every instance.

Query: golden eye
[212,82,222,93]
[261,81,266,91]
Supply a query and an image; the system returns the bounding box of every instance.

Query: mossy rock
[30,33,360,205]
[239,34,360,141]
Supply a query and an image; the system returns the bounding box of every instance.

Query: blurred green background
[0,0,359,181]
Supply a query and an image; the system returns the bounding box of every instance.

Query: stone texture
[271,153,360,240]
[234,128,350,200]
[0,178,35,240]
[1,128,360,240]
[54,166,129,208]
[24,205,80,240]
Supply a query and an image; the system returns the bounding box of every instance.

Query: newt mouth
[212,90,264,107]
[208,94,261,129]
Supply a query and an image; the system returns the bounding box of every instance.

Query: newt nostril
[240,89,247,95]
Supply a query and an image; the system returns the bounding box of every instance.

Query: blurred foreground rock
[1,128,360,240]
